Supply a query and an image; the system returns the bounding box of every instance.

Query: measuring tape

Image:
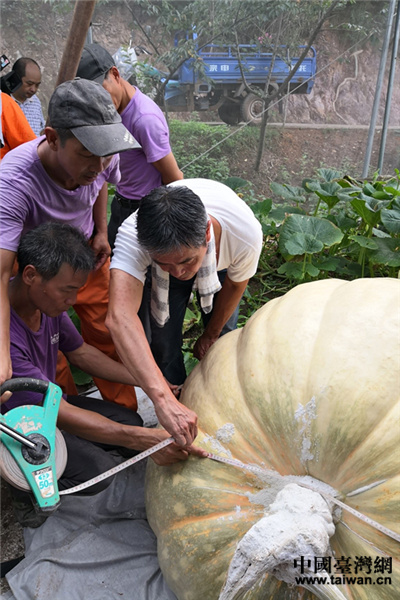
[55,438,399,544]
[207,452,400,544]
[59,437,175,496]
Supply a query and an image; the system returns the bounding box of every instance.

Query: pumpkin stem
[219,483,347,600]
[302,580,347,600]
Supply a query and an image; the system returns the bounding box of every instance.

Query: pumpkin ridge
[146,278,400,600]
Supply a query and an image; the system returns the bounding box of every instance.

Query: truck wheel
[240,93,264,126]
[218,102,241,125]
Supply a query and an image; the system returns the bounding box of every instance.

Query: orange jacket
[1,92,36,160]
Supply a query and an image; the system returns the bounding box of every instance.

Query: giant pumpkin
[146,278,400,600]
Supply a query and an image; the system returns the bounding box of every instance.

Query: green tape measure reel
[0,378,67,511]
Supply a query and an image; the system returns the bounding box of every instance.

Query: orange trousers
[56,258,137,410]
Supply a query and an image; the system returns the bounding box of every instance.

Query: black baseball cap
[77,44,115,84]
[48,78,140,156]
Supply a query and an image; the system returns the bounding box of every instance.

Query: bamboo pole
[54,0,97,89]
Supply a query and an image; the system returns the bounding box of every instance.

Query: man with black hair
[107,178,263,396]
[3,222,206,526]
[77,43,183,249]
[11,57,45,136]
[0,78,199,448]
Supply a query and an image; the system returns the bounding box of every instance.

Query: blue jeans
[138,269,240,385]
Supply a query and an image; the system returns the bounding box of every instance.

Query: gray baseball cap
[48,78,140,156]
[77,44,115,84]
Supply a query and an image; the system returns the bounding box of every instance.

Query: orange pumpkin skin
[146,278,400,600]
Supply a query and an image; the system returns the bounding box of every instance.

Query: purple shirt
[3,308,83,411]
[0,137,121,252]
[117,88,171,200]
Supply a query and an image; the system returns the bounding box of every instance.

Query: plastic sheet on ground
[4,460,177,600]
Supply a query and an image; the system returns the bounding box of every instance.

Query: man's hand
[91,232,111,270]
[193,331,219,361]
[154,397,198,447]
[151,430,208,466]
[0,350,13,403]
[165,379,182,399]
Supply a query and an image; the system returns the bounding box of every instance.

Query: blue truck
[162,42,317,125]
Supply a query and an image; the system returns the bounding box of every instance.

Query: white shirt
[111,178,263,283]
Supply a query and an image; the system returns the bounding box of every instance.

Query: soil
[225,125,400,197]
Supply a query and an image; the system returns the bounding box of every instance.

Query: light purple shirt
[3,308,83,411]
[117,88,171,200]
[0,137,121,252]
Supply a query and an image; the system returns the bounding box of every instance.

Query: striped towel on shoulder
[150,221,222,327]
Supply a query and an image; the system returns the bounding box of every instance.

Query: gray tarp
[4,460,177,600]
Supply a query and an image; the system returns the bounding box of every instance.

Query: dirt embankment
[231,126,400,198]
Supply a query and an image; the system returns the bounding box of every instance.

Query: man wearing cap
[77,43,183,249]
[0,78,198,449]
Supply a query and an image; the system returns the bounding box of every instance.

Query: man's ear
[205,220,212,244]
[22,265,40,286]
[44,127,59,151]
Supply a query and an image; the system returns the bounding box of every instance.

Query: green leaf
[369,238,400,267]
[285,233,324,255]
[350,197,381,227]
[313,181,343,210]
[363,182,377,196]
[251,198,273,218]
[372,227,391,238]
[381,207,400,234]
[371,190,393,200]
[337,188,361,202]
[277,262,305,280]
[268,205,306,223]
[348,235,379,249]
[184,353,199,377]
[327,211,357,231]
[383,186,400,197]
[223,177,249,192]
[314,256,341,272]
[316,167,342,182]
[365,196,392,212]
[279,214,344,257]
[304,263,320,277]
[69,364,93,387]
[270,182,306,203]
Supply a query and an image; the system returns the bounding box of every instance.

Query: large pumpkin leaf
[381,206,400,234]
[223,176,250,192]
[270,182,306,203]
[313,256,341,272]
[327,211,357,231]
[316,167,342,182]
[279,214,344,257]
[251,198,272,219]
[284,233,324,255]
[348,235,379,250]
[384,185,400,198]
[312,181,343,210]
[372,227,392,238]
[268,205,305,223]
[350,197,384,227]
[369,237,400,267]
[277,261,306,280]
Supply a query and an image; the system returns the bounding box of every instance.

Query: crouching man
[107,178,263,402]
[2,222,206,527]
